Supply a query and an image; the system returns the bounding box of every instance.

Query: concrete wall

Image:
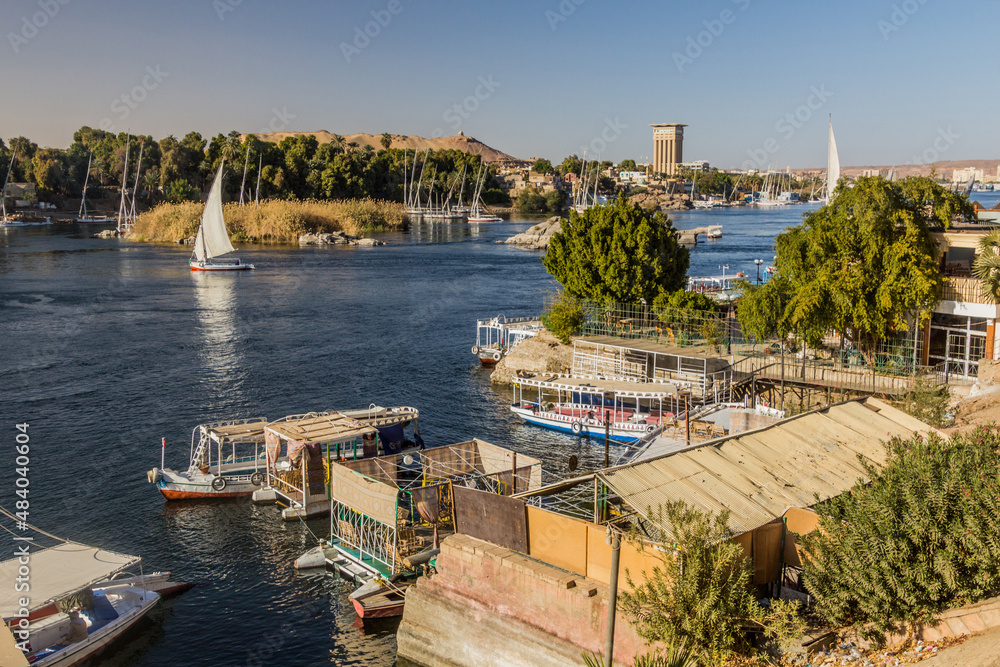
[397,534,651,667]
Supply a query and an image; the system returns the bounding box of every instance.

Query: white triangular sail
[826,119,840,201]
[194,163,235,262]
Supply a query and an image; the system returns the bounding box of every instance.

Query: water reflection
[191,272,240,381]
[406,220,483,244]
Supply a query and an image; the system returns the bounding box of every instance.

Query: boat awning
[513,373,679,398]
[597,397,945,538]
[266,411,377,444]
[205,420,269,443]
[0,542,140,619]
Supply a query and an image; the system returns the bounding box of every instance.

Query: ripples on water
[0,207,808,665]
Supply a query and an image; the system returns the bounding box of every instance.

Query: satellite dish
[568,455,579,472]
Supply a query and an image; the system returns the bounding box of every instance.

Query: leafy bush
[542,292,585,344]
[620,501,803,664]
[481,188,511,206]
[898,378,951,428]
[799,427,1000,641]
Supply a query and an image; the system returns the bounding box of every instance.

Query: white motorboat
[190,162,254,271]
[0,515,164,667]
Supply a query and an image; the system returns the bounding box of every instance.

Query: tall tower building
[650,123,686,176]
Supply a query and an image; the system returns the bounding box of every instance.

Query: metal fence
[549,295,927,378]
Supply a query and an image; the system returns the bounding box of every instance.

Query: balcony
[941,275,992,304]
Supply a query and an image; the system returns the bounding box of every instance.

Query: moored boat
[472,315,543,367]
[148,418,270,500]
[510,373,685,443]
[0,513,170,667]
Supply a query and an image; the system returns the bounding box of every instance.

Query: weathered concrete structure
[397,534,650,667]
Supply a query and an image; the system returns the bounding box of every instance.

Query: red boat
[349,580,409,619]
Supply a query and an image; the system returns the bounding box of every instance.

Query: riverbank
[127,198,405,243]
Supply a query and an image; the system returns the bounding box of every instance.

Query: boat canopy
[0,542,140,619]
[512,373,683,399]
[266,410,378,445]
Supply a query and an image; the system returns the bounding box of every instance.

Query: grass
[128,198,406,244]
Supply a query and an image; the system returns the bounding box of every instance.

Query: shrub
[799,427,1000,641]
[542,292,585,344]
[620,501,803,664]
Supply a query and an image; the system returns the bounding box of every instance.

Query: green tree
[618,159,638,171]
[734,275,793,346]
[166,178,197,203]
[559,154,582,176]
[800,428,1000,641]
[532,158,553,174]
[542,291,585,344]
[620,501,803,664]
[380,132,392,151]
[543,194,689,304]
[773,176,965,362]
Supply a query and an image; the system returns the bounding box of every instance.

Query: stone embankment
[628,190,693,211]
[490,330,573,385]
[500,217,561,251]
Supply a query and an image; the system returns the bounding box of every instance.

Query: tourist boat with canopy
[509,373,687,443]
[0,510,181,667]
[471,314,543,367]
[190,162,254,271]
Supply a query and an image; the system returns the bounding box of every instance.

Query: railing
[941,276,989,304]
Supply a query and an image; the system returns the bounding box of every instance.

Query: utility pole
[604,528,621,667]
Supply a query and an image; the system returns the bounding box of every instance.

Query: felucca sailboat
[824,117,840,203]
[190,163,254,271]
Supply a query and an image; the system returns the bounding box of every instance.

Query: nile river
[1,205,815,666]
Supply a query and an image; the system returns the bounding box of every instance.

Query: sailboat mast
[255,155,262,205]
[239,144,250,206]
[79,153,92,218]
[1,150,15,221]
[117,137,131,231]
[129,144,143,223]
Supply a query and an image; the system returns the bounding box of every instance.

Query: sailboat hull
[190,259,254,271]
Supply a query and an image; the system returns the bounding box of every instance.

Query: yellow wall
[526,506,589,575]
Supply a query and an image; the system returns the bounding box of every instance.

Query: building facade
[650,123,686,176]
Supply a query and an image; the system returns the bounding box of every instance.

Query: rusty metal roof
[598,398,944,537]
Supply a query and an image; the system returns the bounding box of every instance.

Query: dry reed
[128,198,405,243]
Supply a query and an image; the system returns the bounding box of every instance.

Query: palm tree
[221,132,242,164]
[380,132,392,151]
[346,141,360,153]
[142,169,161,204]
[330,134,346,155]
[973,229,1000,303]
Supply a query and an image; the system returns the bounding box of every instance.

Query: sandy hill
[243,130,522,163]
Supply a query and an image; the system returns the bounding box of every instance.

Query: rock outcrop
[490,330,574,385]
[94,229,118,239]
[628,190,693,211]
[501,217,561,251]
[299,231,384,246]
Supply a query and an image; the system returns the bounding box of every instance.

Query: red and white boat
[148,418,269,500]
[189,162,254,272]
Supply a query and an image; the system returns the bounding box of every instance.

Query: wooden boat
[472,315,542,367]
[149,418,269,500]
[189,162,254,271]
[0,516,167,667]
[349,579,410,619]
[510,373,681,443]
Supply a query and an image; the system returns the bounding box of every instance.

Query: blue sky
[1,0,995,169]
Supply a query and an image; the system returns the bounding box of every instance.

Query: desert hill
[243,130,522,163]
[797,159,1000,180]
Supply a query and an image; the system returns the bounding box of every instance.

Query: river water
[0,205,812,666]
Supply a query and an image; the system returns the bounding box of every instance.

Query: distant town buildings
[650,123,686,176]
[679,160,710,173]
[953,167,985,183]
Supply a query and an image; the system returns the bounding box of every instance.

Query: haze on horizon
[2,0,995,170]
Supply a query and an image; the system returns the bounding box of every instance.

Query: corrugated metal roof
[598,397,943,536]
